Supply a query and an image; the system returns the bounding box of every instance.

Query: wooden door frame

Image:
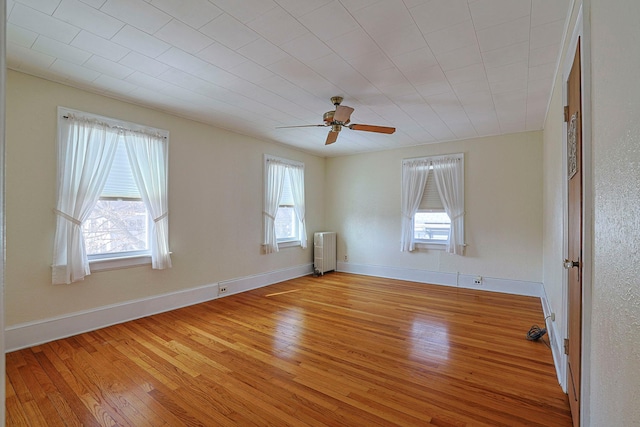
[561,4,593,426]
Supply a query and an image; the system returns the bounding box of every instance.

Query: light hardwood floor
[6,273,572,426]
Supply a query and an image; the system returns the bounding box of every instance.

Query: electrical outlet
[549,312,555,322]
[344,254,348,262]
[219,286,228,295]
[474,276,482,285]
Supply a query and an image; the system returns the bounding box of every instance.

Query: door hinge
[564,106,570,122]
[564,338,570,355]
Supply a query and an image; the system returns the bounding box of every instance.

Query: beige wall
[325,132,543,285]
[589,0,640,424]
[5,70,325,326]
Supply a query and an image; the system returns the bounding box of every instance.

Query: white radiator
[314,232,336,274]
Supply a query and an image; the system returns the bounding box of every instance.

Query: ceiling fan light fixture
[278,96,396,145]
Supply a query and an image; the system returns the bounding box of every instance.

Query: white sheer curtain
[400,160,429,252]
[288,165,307,249]
[433,157,465,254]
[123,130,172,269]
[52,116,118,284]
[263,159,286,253]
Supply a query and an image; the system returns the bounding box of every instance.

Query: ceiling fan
[277,96,396,145]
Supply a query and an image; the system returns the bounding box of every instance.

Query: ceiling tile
[272,0,332,17]
[444,63,487,86]
[210,0,278,24]
[93,74,138,94]
[247,6,308,46]
[101,0,172,34]
[54,0,124,39]
[9,3,80,43]
[7,23,38,47]
[531,0,570,27]
[112,25,171,58]
[469,0,531,31]
[325,28,380,61]
[280,33,333,64]
[148,0,223,29]
[118,51,171,77]
[297,1,359,42]
[15,0,58,14]
[423,20,477,55]
[32,36,91,65]
[485,60,528,84]
[410,0,471,34]
[84,55,134,79]
[199,42,248,69]
[49,58,101,83]
[529,43,560,67]
[481,41,529,69]
[7,42,56,69]
[476,16,530,52]
[435,44,482,72]
[156,47,209,74]
[229,60,275,83]
[80,0,107,8]
[528,62,555,82]
[237,38,290,67]
[200,13,260,50]
[71,30,130,61]
[530,19,565,50]
[356,0,427,56]
[154,19,214,54]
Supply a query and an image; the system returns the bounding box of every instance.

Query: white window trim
[404,153,465,250]
[58,107,170,271]
[264,154,305,249]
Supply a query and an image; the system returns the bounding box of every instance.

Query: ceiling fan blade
[333,105,354,123]
[276,124,325,129]
[325,130,339,145]
[348,124,396,134]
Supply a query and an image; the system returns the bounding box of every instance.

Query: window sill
[89,254,152,272]
[415,241,447,250]
[278,240,301,249]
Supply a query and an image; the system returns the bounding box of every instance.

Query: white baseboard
[540,290,566,391]
[337,262,543,297]
[5,263,313,352]
[219,263,313,296]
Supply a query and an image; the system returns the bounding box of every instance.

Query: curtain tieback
[153,212,168,223]
[263,211,275,220]
[451,211,465,220]
[54,209,82,226]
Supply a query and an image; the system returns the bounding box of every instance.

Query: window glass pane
[414,211,450,241]
[83,200,149,255]
[275,206,297,240]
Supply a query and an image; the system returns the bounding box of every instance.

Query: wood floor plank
[6,273,572,426]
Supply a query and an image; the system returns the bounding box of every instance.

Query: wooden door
[566,38,582,427]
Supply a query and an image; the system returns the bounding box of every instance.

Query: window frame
[264,155,305,249]
[58,107,170,271]
[404,153,465,250]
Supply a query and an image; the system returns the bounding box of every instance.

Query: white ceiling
[6,0,570,157]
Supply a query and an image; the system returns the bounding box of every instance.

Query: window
[414,165,450,244]
[274,168,299,242]
[263,155,307,253]
[52,107,171,284]
[82,142,151,258]
[400,154,465,254]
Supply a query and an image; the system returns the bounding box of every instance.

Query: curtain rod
[62,115,168,140]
